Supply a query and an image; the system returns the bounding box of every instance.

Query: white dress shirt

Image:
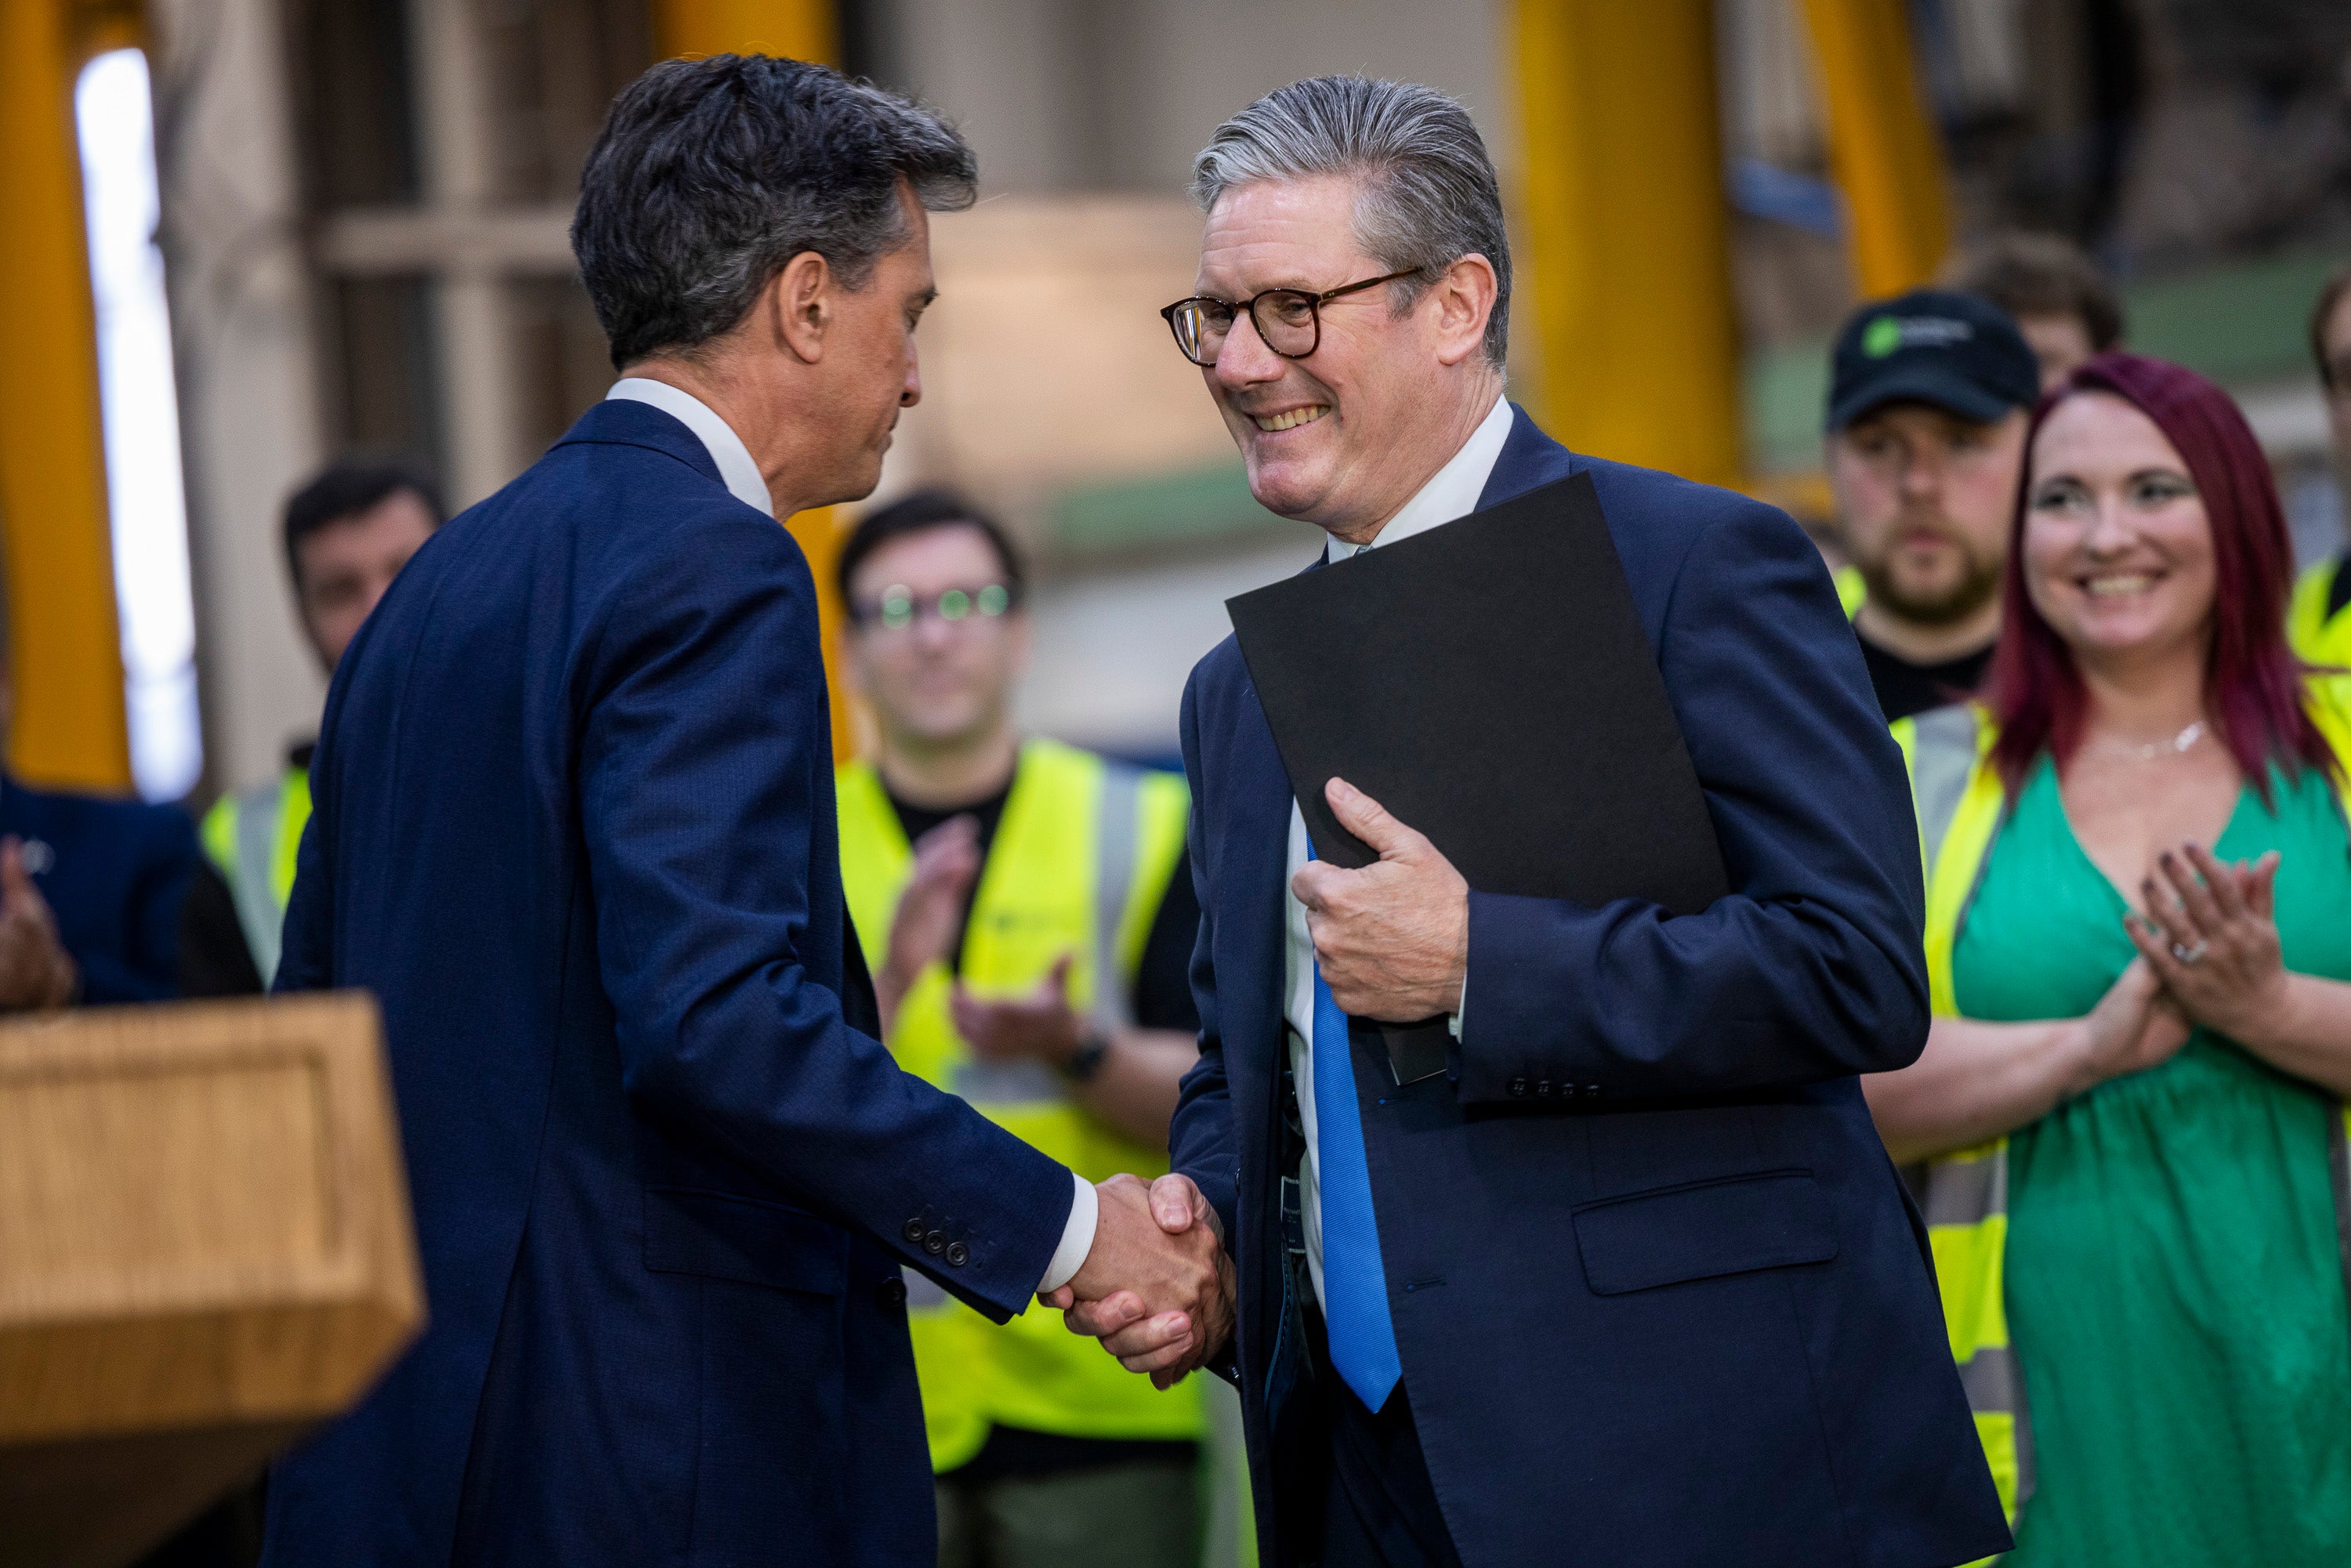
[602,378,1099,1293]
[1284,390,1512,1310]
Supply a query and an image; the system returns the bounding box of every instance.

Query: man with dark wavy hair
[261,55,1212,1568]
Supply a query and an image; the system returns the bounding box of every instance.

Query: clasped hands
[2074,842,2288,1091]
[1044,1172,1233,1389]
[1045,778,1468,1385]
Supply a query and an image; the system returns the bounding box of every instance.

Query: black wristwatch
[1060,1030,1113,1084]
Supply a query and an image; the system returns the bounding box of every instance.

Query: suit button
[1508,1077,1528,1099]
[1535,1080,1552,1098]
[903,1218,926,1244]
[945,1241,970,1267]
[1559,1083,1580,1101]
[1584,1085,1602,1099]
[877,1277,907,1309]
[923,1230,947,1256]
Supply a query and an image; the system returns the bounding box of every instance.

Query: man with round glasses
[834,488,1209,1566]
[1058,74,2006,1568]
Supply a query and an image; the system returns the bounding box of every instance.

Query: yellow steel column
[0,0,131,791]
[1799,0,1953,297]
[650,0,855,759]
[1513,0,1743,490]
[654,0,837,63]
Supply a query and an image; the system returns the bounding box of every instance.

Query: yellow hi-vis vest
[198,765,312,989]
[2288,555,2351,670]
[836,738,1200,1472]
[1892,683,2351,1535]
[1835,563,1867,621]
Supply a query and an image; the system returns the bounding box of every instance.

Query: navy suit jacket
[263,400,1074,1567]
[1172,409,2009,1568]
[0,776,195,1003]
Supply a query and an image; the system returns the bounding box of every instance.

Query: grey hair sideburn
[1191,76,1511,367]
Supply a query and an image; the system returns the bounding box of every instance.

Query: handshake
[1042,1173,1236,1389]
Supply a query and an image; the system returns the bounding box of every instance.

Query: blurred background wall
[9,0,2350,798]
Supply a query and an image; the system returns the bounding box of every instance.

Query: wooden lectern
[0,994,423,1568]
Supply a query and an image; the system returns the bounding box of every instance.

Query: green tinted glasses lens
[977,584,1009,617]
[879,588,913,629]
[937,588,972,621]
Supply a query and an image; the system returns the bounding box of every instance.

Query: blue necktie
[1308,845,1403,1411]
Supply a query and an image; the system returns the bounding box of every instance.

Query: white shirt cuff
[1038,1171,1097,1294]
[1447,965,1467,1040]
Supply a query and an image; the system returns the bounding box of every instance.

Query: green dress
[1952,755,2351,1565]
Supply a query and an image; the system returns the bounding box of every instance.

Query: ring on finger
[2172,940,2208,965]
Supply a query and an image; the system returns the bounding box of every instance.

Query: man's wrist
[1059,1029,1113,1083]
[1037,1171,1097,1293]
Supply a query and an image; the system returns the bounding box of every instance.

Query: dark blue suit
[1173,409,2009,1568]
[0,776,195,1003]
[263,400,1074,1566]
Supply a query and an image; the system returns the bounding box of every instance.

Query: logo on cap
[1863,314,1975,358]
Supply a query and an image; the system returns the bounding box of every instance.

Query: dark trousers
[1308,1310,1462,1568]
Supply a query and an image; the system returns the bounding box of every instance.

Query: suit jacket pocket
[1571,1168,1836,1296]
[644,1186,849,1296]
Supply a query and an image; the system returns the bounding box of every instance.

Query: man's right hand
[1047,1172,1233,1389]
[875,814,981,1030]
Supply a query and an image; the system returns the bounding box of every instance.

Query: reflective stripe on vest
[198,767,311,989]
[1900,684,2351,1532]
[835,738,1197,1469]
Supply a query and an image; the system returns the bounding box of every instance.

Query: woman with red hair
[1865,353,2351,1564]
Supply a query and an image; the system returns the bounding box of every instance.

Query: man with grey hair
[1057,76,2009,1568]
[261,55,1215,1568]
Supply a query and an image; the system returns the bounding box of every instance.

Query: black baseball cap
[1825,288,2040,431]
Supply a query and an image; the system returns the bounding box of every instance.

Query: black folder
[1226,473,1730,1084]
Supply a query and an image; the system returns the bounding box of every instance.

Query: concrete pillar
[154,0,330,796]
[409,0,524,509]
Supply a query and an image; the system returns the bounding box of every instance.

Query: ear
[760,249,834,366]
[1429,252,1499,369]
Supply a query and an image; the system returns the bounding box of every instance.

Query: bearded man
[1824,288,2040,721]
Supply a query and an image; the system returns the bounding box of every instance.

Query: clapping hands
[2127,842,2290,1042]
[1042,1172,1234,1390]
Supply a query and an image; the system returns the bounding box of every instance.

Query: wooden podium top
[0,993,424,1566]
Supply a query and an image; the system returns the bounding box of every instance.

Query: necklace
[2094,719,2205,762]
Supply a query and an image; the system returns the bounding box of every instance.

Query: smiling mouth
[1252,405,1330,433]
[2081,571,2161,597]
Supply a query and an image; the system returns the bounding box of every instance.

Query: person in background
[178,458,441,995]
[2291,263,2351,668]
[1825,288,2041,719]
[1866,353,2351,1564]
[1947,232,2126,393]
[0,641,198,1008]
[835,489,1205,1568]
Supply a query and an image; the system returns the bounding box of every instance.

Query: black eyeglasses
[846,581,1017,632]
[1159,268,1421,367]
